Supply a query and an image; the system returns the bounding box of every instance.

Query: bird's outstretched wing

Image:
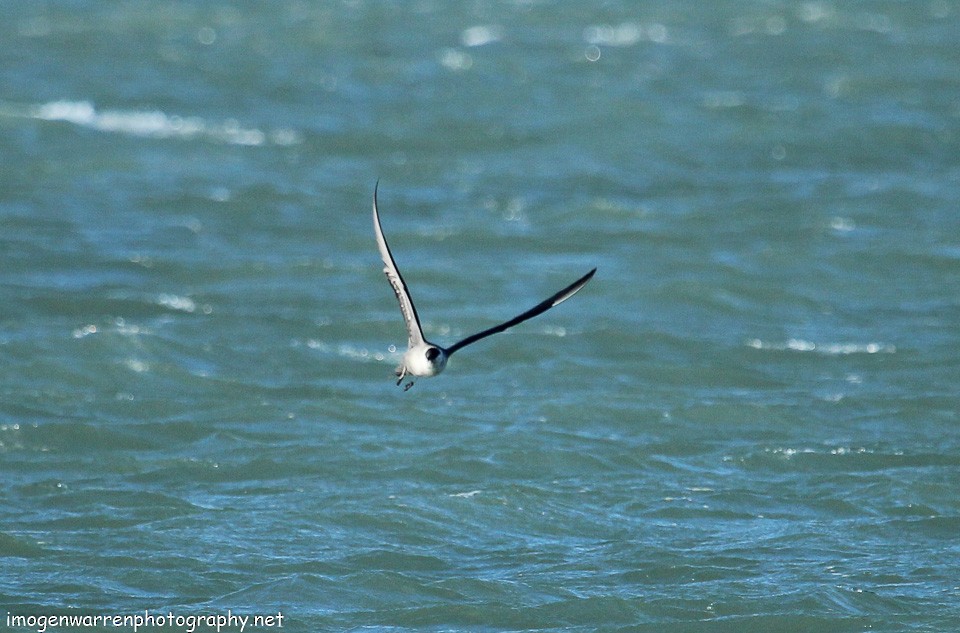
[373,181,426,349]
[446,267,596,356]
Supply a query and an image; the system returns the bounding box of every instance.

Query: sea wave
[746,338,896,355]
[21,99,302,146]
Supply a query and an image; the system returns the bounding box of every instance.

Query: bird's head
[423,346,447,374]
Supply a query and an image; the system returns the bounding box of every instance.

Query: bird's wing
[372,181,426,349]
[446,267,596,356]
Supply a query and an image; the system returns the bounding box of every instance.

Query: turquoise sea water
[2,2,959,631]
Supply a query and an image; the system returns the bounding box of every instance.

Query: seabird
[373,181,596,390]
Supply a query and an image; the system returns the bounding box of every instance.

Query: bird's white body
[373,182,594,390]
[402,344,447,379]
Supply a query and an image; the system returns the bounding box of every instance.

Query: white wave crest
[31,99,301,146]
[746,338,896,355]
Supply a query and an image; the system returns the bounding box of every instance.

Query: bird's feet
[394,365,414,390]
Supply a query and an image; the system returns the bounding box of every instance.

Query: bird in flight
[372,181,596,390]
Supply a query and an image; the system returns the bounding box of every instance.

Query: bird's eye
[426,348,440,361]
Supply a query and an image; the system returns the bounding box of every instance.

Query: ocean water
[2,1,959,631]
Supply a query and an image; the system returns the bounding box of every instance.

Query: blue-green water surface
[2,2,959,631]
